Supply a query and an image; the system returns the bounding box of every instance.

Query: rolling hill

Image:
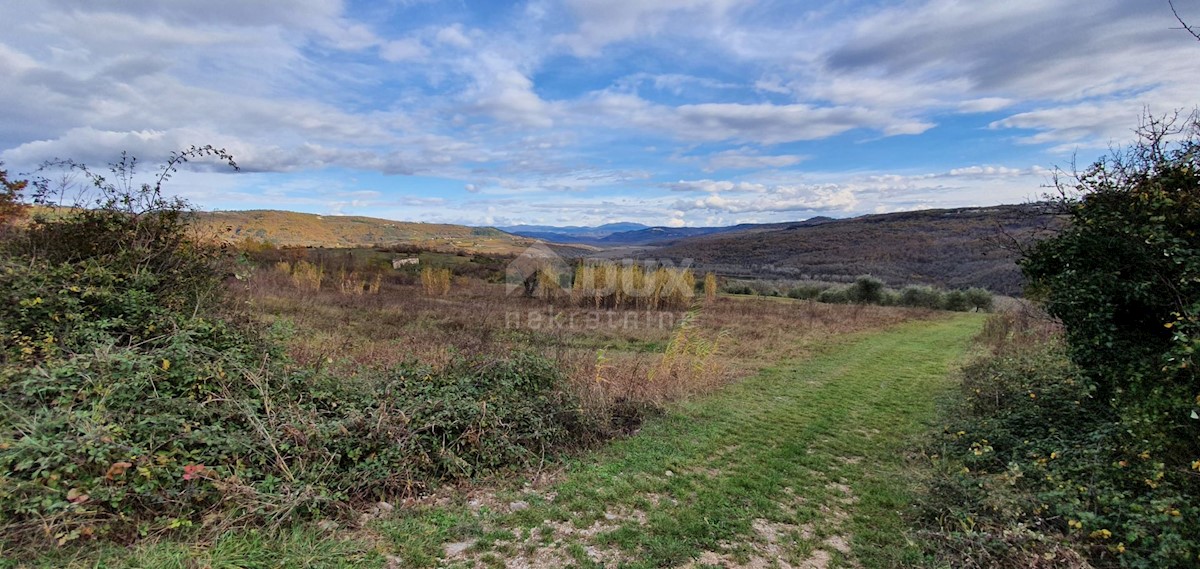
[187,204,1059,294]
[643,204,1061,295]
[194,210,538,255]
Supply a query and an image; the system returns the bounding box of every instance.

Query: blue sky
[0,0,1197,227]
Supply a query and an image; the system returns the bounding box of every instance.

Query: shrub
[786,284,825,300]
[922,115,1200,567]
[817,287,850,304]
[303,353,588,491]
[845,276,885,304]
[723,283,755,296]
[1021,114,1200,432]
[291,260,324,291]
[942,289,970,312]
[537,265,564,301]
[919,315,1200,567]
[1011,114,1200,566]
[898,285,944,309]
[570,262,693,310]
[0,163,27,229]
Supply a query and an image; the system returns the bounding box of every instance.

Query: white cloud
[664,179,767,193]
[945,165,1050,177]
[0,0,1194,226]
[821,0,1200,148]
[579,92,933,144]
[672,183,859,214]
[957,97,1015,113]
[556,0,749,56]
[380,38,428,62]
[458,53,557,128]
[436,24,473,48]
[703,149,807,172]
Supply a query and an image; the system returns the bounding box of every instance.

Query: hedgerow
[919,115,1200,568]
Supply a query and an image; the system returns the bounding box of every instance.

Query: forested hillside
[652,204,1061,295]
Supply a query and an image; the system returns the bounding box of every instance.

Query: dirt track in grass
[380,314,983,569]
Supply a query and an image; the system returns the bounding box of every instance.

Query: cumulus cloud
[672,182,859,214]
[462,54,557,128]
[0,0,1192,224]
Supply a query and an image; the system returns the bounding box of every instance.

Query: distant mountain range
[496,222,650,242]
[499,206,1060,295]
[500,218,839,246]
[188,204,1062,295]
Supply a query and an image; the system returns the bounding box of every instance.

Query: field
[16,266,980,568]
[0,193,1005,569]
[7,149,1195,568]
[236,256,937,422]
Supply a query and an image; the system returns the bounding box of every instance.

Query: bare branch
[1170,0,1200,41]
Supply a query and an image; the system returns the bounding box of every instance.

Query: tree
[963,287,993,312]
[1020,113,1199,455]
[846,275,884,304]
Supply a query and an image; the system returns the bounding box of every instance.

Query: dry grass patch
[237,274,935,417]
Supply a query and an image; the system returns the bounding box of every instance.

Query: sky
[0,1,1197,228]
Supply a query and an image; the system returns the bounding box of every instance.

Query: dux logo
[505,243,570,297]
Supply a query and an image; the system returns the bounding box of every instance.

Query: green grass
[8,526,384,569]
[13,314,982,568]
[411,313,984,568]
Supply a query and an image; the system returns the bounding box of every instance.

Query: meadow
[236,246,936,424]
[3,115,1197,569]
[7,236,968,568]
[0,177,952,569]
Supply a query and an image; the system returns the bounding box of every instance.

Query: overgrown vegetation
[0,152,592,553]
[918,115,1200,568]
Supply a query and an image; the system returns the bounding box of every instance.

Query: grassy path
[34,314,982,569]
[380,313,983,569]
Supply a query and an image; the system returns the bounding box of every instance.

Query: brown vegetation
[419,266,452,296]
[237,266,937,417]
[652,204,1063,295]
[193,209,540,255]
